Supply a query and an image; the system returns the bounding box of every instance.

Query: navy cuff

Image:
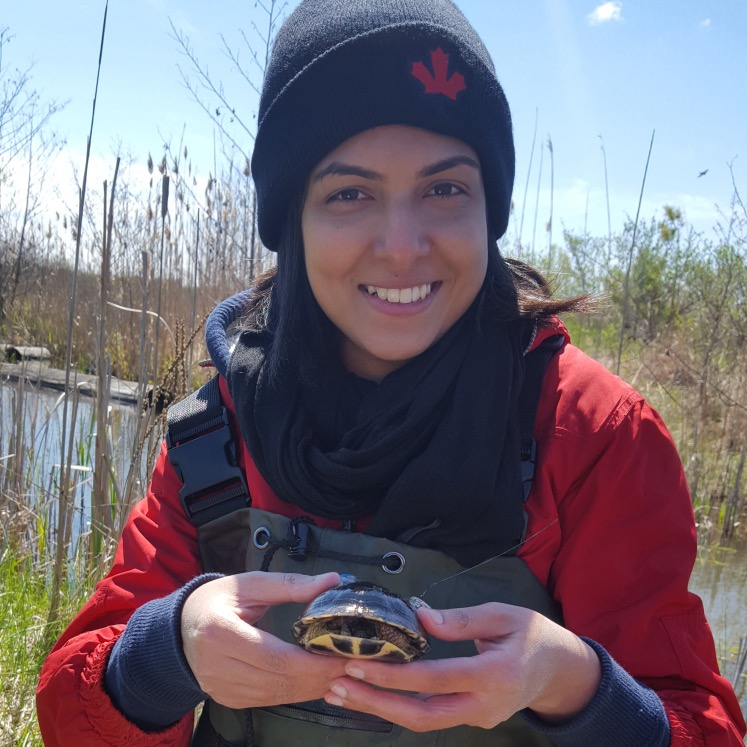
[105,573,223,730]
[519,638,670,747]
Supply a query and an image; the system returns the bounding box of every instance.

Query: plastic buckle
[168,410,249,521]
[288,522,310,560]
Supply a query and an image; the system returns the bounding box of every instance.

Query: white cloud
[587,2,624,26]
[700,18,712,28]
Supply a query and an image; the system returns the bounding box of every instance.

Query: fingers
[416,601,530,642]
[315,602,529,699]
[324,675,503,732]
[334,654,483,698]
[201,635,348,708]
[321,625,529,732]
[185,572,341,653]
[181,571,345,707]
[322,607,595,731]
[326,677,464,732]
[231,570,341,608]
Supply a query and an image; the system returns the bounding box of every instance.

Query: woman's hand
[181,571,348,709]
[323,602,602,732]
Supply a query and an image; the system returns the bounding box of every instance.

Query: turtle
[292,577,430,663]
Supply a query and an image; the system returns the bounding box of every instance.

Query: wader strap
[166,375,250,526]
[518,334,564,502]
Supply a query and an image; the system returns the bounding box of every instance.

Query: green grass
[0,547,96,746]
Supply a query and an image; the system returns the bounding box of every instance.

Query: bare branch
[0,28,66,168]
[728,158,746,223]
[219,32,262,97]
[167,1,287,161]
[168,18,255,154]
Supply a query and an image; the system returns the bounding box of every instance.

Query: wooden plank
[0,361,142,407]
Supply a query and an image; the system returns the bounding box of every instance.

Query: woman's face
[301,125,488,381]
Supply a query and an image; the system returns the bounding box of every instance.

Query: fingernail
[330,683,348,699]
[346,665,365,679]
[424,608,444,624]
[315,572,338,583]
[325,694,344,707]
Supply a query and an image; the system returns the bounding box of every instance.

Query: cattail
[162,175,170,219]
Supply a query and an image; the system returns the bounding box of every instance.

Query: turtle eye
[382,552,406,574]
[253,526,272,549]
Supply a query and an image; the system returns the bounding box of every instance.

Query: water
[0,380,147,549]
[690,544,747,712]
[1,381,746,715]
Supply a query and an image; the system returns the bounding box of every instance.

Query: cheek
[303,241,355,328]
[302,217,333,295]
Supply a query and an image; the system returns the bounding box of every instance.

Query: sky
[2,0,746,247]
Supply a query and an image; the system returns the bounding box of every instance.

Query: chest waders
[166,335,564,747]
[190,507,562,746]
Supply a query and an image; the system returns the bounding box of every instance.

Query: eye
[427,182,465,198]
[326,187,367,203]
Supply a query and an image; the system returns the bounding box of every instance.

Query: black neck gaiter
[227,305,529,567]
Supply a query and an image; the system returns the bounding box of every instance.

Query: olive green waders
[190,507,561,746]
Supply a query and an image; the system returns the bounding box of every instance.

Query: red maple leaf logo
[410,48,467,101]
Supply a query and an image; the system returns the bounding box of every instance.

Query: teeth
[366,284,432,304]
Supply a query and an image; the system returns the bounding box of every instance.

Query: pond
[690,543,747,712]
[1,381,745,715]
[0,379,149,551]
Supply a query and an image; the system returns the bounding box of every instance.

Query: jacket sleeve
[531,344,746,746]
[36,442,203,747]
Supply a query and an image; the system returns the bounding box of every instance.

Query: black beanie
[252,0,515,251]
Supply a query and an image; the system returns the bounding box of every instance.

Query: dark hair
[242,192,338,382]
[240,203,590,381]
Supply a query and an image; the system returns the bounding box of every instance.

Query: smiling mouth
[365,283,433,304]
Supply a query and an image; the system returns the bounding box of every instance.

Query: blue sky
[3,0,745,245]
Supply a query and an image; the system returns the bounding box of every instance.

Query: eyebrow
[311,155,480,183]
[312,162,382,183]
[417,155,480,178]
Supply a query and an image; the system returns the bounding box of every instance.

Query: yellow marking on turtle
[297,617,418,662]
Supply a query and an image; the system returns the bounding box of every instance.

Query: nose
[374,201,428,269]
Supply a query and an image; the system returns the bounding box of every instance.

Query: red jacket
[36,322,746,745]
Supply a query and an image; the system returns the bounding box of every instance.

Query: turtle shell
[292,580,430,663]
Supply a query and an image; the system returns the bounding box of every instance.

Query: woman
[37,1,745,745]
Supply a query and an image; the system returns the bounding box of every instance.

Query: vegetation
[1,8,746,742]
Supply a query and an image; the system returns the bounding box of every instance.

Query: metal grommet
[382,551,405,574]
[253,527,271,549]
